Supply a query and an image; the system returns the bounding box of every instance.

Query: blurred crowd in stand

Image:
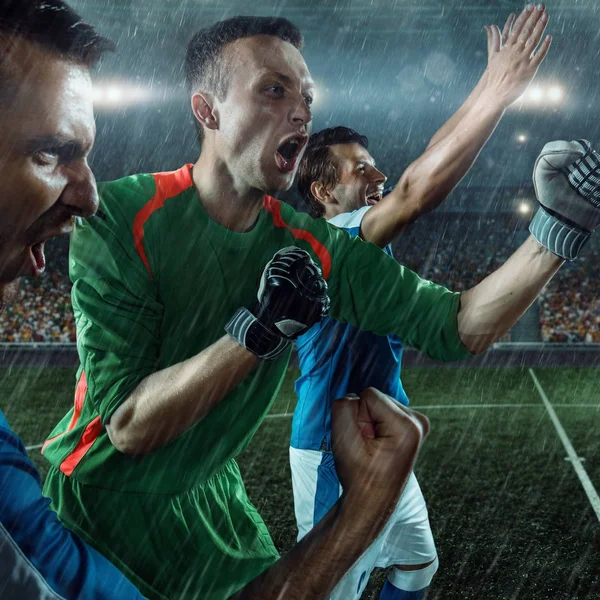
[0,238,75,343]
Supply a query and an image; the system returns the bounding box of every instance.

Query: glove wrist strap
[225,307,291,361]
[529,206,591,260]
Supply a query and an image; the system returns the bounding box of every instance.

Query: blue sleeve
[0,411,144,600]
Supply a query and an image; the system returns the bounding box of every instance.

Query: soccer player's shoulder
[71,172,159,256]
[268,197,348,246]
[328,206,371,231]
[97,171,157,227]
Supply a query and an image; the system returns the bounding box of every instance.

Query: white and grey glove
[530,139,600,260]
[226,247,330,360]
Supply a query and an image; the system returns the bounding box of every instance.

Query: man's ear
[310,180,337,205]
[191,91,218,131]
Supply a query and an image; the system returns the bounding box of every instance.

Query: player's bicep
[359,185,417,247]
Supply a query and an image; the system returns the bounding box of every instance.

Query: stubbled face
[211,35,314,194]
[0,39,98,308]
[327,143,386,216]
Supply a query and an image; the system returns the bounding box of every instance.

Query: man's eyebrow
[358,157,376,167]
[271,71,293,86]
[25,135,88,155]
[264,71,315,91]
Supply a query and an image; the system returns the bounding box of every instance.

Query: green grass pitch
[1,365,600,599]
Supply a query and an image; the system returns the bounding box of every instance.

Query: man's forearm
[400,91,504,217]
[230,490,391,600]
[425,70,489,150]
[458,235,563,354]
[106,335,258,454]
[362,87,505,247]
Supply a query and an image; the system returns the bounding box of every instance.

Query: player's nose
[61,161,99,218]
[291,94,312,127]
[371,167,387,185]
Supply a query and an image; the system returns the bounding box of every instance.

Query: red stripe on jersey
[263,196,332,280]
[42,372,87,454]
[132,164,194,279]
[59,416,103,477]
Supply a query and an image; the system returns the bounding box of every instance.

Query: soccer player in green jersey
[42,12,600,600]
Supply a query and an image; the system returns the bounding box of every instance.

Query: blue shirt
[0,410,144,599]
[292,207,409,451]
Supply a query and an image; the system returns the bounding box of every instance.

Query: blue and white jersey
[292,206,409,451]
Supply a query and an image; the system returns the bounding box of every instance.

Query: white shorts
[289,446,437,599]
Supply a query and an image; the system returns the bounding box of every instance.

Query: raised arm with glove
[458,139,600,353]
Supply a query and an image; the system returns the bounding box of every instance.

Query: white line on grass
[528,368,600,522]
[265,412,295,419]
[25,442,44,451]
[407,403,540,410]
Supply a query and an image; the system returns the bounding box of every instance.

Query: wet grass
[1,366,599,599]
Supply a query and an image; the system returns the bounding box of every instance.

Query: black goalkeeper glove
[226,247,330,360]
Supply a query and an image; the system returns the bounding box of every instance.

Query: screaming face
[0,38,98,308]
[327,143,387,215]
[203,35,314,195]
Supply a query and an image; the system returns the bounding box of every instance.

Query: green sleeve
[327,228,472,362]
[70,182,163,424]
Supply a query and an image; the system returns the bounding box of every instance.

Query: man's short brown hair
[0,0,114,65]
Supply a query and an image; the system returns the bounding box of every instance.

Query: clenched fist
[331,388,429,519]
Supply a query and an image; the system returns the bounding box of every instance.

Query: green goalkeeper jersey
[43,164,469,493]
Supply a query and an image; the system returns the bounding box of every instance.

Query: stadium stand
[0,238,75,343]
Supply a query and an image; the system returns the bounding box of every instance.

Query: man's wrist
[476,86,509,113]
[528,207,590,261]
[225,307,290,360]
[336,487,398,536]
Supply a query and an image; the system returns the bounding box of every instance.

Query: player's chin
[0,250,27,285]
[264,169,297,193]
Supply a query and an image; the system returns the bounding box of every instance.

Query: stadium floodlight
[517,134,527,143]
[106,85,123,103]
[528,86,543,103]
[92,81,155,109]
[513,83,565,109]
[518,202,531,214]
[548,86,563,102]
[311,86,321,109]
